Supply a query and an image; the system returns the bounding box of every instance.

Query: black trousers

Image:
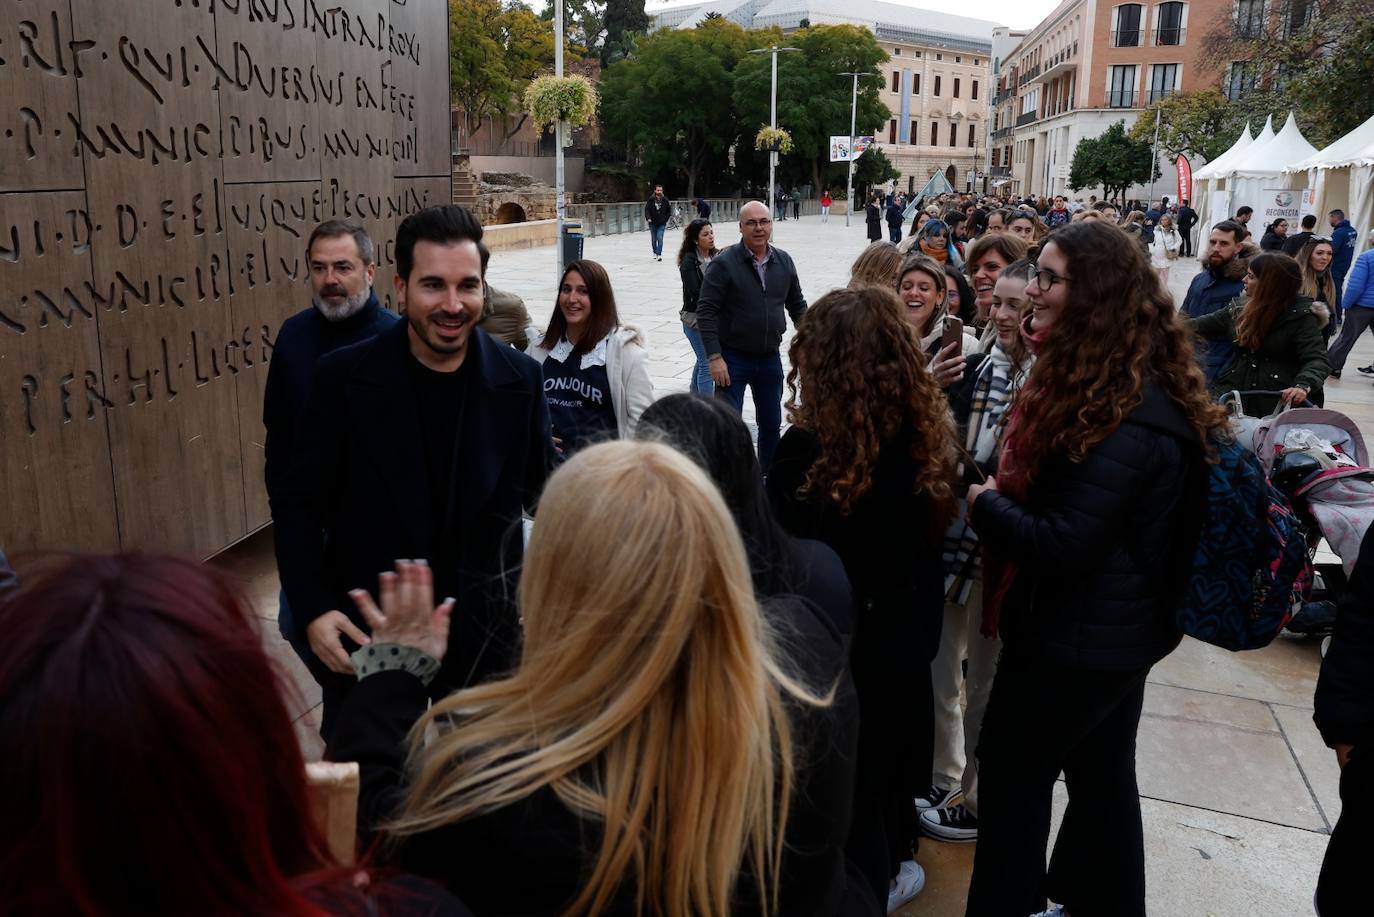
[1317,748,1374,915]
[966,654,1150,917]
[846,590,939,903]
[1179,225,1194,257]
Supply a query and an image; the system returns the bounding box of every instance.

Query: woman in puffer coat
[1189,252,1330,417]
[962,221,1230,917]
[527,259,654,454]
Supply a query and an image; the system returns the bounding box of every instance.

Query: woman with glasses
[963,221,1229,917]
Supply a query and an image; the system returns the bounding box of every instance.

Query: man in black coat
[1314,526,1374,916]
[1282,213,1318,256]
[264,221,399,663]
[1175,199,1197,257]
[273,205,553,740]
[644,184,671,260]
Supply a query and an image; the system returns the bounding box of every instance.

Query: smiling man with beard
[273,206,553,742]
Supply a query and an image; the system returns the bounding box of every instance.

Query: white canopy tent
[1286,112,1374,245]
[1224,113,1318,229]
[1195,119,1267,229]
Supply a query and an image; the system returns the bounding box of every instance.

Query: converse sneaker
[1358,364,1374,376]
[914,784,960,811]
[920,801,978,842]
[886,860,925,913]
[1027,906,1066,917]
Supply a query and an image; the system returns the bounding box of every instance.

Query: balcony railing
[1106,89,1139,108]
[1111,29,1142,47]
[993,88,1016,104]
[1016,110,1039,127]
[990,166,1012,177]
[991,126,1014,141]
[1145,87,1176,104]
[1152,26,1186,45]
[1017,63,1042,86]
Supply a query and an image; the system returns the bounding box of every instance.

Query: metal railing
[1146,87,1176,104]
[991,126,1014,141]
[1016,110,1039,127]
[1106,89,1139,108]
[1111,28,1142,47]
[993,88,1015,104]
[1152,26,1186,45]
[564,198,825,239]
[1017,64,1042,86]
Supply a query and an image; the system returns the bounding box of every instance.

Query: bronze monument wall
[1,0,451,557]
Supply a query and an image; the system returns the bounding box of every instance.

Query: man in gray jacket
[696,199,807,472]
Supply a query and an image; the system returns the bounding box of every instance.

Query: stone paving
[213,212,1374,916]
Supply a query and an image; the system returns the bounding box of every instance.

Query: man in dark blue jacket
[1182,220,1249,381]
[1330,209,1359,316]
[264,221,398,663]
[273,206,553,740]
[697,200,807,473]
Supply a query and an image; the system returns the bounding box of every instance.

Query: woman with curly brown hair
[767,285,957,914]
[962,220,1230,917]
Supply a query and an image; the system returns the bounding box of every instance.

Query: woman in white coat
[527,259,654,454]
[1150,213,1182,286]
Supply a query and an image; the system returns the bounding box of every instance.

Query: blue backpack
[1174,436,1311,650]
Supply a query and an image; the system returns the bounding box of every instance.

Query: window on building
[892,71,900,92]
[936,53,943,60]
[935,75,942,96]
[914,73,921,94]
[894,47,901,55]
[972,80,979,100]
[911,121,919,144]
[992,147,1000,167]
[954,78,961,98]
[1147,63,1179,103]
[889,119,897,144]
[1155,1,1184,46]
[956,56,962,63]
[1113,4,1143,47]
[1107,64,1137,107]
[968,124,976,147]
[1224,61,1257,100]
[950,123,957,147]
[1286,0,1313,36]
[1235,0,1264,37]
[931,121,939,145]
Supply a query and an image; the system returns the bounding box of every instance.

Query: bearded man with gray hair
[262,220,398,661]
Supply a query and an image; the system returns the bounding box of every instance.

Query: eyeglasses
[742,218,773,229]
[1027,263,1070,291]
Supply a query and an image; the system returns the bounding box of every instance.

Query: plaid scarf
[941,343,1019,605]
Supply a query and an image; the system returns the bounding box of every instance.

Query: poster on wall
[1300,188,1318,222]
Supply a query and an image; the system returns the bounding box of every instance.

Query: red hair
[0,554,344,915]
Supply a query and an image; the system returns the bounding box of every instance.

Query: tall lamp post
[554,0,566,276]
[749,45,799,216]
[839,71,866,228]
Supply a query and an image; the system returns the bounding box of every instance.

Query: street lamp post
[749,45,799,217]
[554,0,566,277]
[839,71,865,228]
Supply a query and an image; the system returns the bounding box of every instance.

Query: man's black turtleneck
[263,292,399,501]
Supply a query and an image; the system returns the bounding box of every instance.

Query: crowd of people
[4,186,1374,917]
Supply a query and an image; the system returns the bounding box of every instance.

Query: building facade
[653,0,997,194]
[998,0,1230,199]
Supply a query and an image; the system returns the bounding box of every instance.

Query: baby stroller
[1221,390,1374,639]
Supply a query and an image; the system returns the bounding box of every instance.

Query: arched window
[1113,4,1143,46]
[1155,2,1184,45]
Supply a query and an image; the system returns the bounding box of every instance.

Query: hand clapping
[349,560,454,664]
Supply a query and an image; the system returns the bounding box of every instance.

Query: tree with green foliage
[600,0,650,66]
[731,25,890,191]
[600,19,752,196]
[1068,121,1159,203]
[1129,90,1287,165]
[450,0,557,138]
[1200,0,1373,148]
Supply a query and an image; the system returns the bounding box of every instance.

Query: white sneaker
[886,860,925,913]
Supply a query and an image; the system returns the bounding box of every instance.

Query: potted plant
[754,125,794,155]
[524,74,599,129]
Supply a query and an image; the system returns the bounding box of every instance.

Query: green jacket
[1190,295,1330,417]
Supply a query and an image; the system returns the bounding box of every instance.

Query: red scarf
[920,238,949,263]
[979,310,1045,637]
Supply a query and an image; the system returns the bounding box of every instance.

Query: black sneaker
[913,784,960,812]
[1358,365,1374,376]
[920,802,979,842]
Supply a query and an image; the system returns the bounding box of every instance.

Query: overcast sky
[646,0,1064,33]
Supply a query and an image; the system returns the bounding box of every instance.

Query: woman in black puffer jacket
[963,221,1231,917]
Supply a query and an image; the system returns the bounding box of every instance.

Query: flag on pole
[1175,156,1192,204]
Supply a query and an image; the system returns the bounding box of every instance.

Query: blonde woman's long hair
[388,441,819,916]
[849,240,904,289]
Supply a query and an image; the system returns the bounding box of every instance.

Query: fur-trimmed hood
[1214,240,1260,280]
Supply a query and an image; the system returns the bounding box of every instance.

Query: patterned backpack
[1174,436,1312,650]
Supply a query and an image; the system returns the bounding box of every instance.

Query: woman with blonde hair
[768,285,957,912]
[331,441,856,917]
[849,240,905,290]
[898,253,981,390]
[1297,237,1337,341]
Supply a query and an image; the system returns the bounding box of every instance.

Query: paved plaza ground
[215,213,1374,915]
